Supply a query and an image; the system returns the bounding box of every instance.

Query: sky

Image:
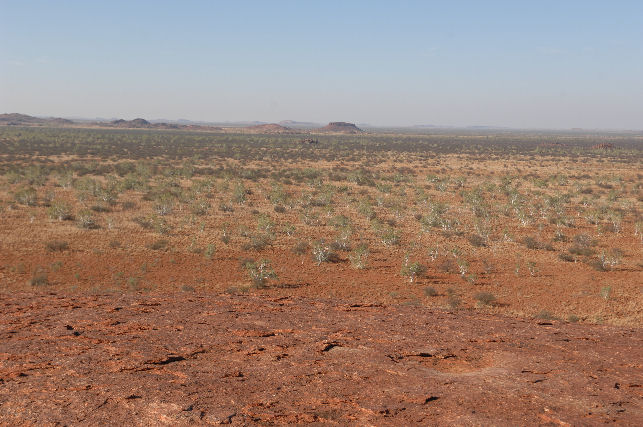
[1,0,642,129]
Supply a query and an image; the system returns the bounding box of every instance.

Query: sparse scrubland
[0,126,641,325]
[1,126,642,424]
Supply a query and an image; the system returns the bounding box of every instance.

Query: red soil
[1,292,641,425]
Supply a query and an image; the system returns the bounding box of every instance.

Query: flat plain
[0,125,641,424]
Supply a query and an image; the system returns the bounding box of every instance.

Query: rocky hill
[245,123,296,134]
[318,121,363,133]
[107,118,183,129]
[0,113,72,126]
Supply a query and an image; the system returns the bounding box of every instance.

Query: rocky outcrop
[318,122,363,134]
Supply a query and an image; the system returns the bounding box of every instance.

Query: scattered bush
[204,244,216,260]
[573,233,596,248]
[147,239,169,251]
[291,240,309,256]
[467,234,487,247]
[77,209,98,229]
[154,193,174,216]
[190,199,210,216]
[568,245,595,257]
[446,288,461,309]
[534,310,557,321]
[47,201,73,221]
[423,286,438,297]
[380,227,401,246]
[15,187,37,206]
[522,236,553,251]
[599,286,612,300]
[219,203,234,213]
[242,233,273,251]
[29,271,49,287]
[474,292,496,306]
[312,240,339,265]
[552,230,568,242]
[45,240,69,252]
[243,258,277,288]
[90,204,111,213]
[438,257,458,274]
[558,253,575,262]
[121,201,137,211]
[348,244,369,269]
[401,256,426,283]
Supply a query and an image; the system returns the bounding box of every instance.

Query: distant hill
[317,122,363,134]
[0,113,72,126]
[412,124,439,129]
[279,120,322,129]
[109,118,168,128]
[96,118,227,131]
[246,123,296,134]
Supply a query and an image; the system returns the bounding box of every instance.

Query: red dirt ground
[1,292,641,425]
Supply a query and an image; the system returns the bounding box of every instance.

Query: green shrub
[220,225,231,244]
[232,181,247,204]
[204,244,216,260]
[380,226,401,246]
[401,255,426,283]
[15,187,37,206]
[243,258,277,288]
[348,244,369,269]
[191,199,210,216]
[312,240,338,265]
[47,200,73,221]
[598,249,622,270]
[77,209,98,229]
[154,193,175,216]
[242,233,273,251]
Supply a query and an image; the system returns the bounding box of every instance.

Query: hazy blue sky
[1,0,642,128]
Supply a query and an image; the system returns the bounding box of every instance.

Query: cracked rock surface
[1,292,641,425]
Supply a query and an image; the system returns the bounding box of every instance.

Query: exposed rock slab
[0,292,641,425]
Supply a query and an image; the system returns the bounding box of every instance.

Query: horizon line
[3,112,642,133]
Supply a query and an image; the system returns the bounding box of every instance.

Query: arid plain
[0,120,641,424]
